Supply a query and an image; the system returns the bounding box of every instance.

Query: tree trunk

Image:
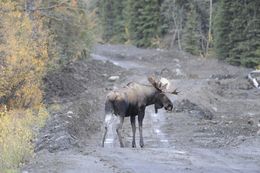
[206,0,212,56]
[170,29,177,49]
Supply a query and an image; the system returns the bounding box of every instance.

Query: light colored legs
[130,116,136,148]
[116,116,124,147]
[101,126,108,147]
[101,113,113,147]
[102,114,125,148]
[138,114,144,148]
[102,114,144,148]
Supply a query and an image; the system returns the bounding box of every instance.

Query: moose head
[148,75,179,113]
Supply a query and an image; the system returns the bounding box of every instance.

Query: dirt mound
[43,60,127,103]
[37,59,129,152]
[208,77,258,100]
[174,99,214,120]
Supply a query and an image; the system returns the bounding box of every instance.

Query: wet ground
[23,44,260,173]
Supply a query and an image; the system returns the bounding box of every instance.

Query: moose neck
[144,86,161,106]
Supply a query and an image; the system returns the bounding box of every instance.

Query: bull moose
[101,76,178,148]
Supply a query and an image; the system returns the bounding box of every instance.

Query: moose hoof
[140,139,144,148]
[132,141,136,148]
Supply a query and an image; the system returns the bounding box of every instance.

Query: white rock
[108,76,119,82]
[67,111,73,115]
[212,107,218,112]
[176,68,182,76]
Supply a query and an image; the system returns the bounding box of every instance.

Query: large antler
[148,76,162,91]
[148,76,168,91]
[148,76,179,95]
[169,88,179,95]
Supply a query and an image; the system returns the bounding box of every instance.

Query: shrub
[0,106,48,171]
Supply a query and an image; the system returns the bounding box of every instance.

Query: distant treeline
[98,0,260,68]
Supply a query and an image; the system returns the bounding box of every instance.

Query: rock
[67,111,74,115]
[225,121,233,125]
[138,56,143,60]
[108,76,119,82]
[257,130,260,136]
[212,107,218,112]
[102,73,108,77]
[176,68,182,76]
[237,135,246,142]
[247,119,254,125]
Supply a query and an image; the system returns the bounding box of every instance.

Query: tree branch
[27,1,67,12]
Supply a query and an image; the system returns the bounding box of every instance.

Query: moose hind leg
[138,114,144,148]
[101,126,108,147]
[130,116,136,148]
[116,116,124,147]
[101,113,112,147]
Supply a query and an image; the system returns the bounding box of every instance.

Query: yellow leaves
[0,1,49,110]
[71,0,78,7]
[0,2,49,169]
[151,35,162,48]
[208,32,213,43]
[0,106,48,170]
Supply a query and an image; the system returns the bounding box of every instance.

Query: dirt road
[23,44,260,173]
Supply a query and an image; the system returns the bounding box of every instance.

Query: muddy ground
[23,44,260,173]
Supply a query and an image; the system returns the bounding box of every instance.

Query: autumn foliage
[0,2,48,110]
[0,1,49,171]
[0,0,95,170]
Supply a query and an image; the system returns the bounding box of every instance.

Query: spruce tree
[99,0,115,41]
[240,1,260,67]
[214,0,233,60]
[183,2,200,55]
[227,1,246,65]
[138,0,160,47]
[214,0,260,68]
[112,0,127,42]
[126,0,141,43]
[127,0,161,47]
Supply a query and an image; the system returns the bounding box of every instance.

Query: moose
[101,76,178,148]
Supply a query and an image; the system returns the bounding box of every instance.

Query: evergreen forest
[99,0,260,68]
[0,0,260,171]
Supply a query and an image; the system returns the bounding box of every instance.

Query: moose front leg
[138,109,145,148]
[130,116,136,148]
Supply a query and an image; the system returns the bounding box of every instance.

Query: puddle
[91,54,143,69]
[150,111,170,148]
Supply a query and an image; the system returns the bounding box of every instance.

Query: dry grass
[0,105,48,172]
